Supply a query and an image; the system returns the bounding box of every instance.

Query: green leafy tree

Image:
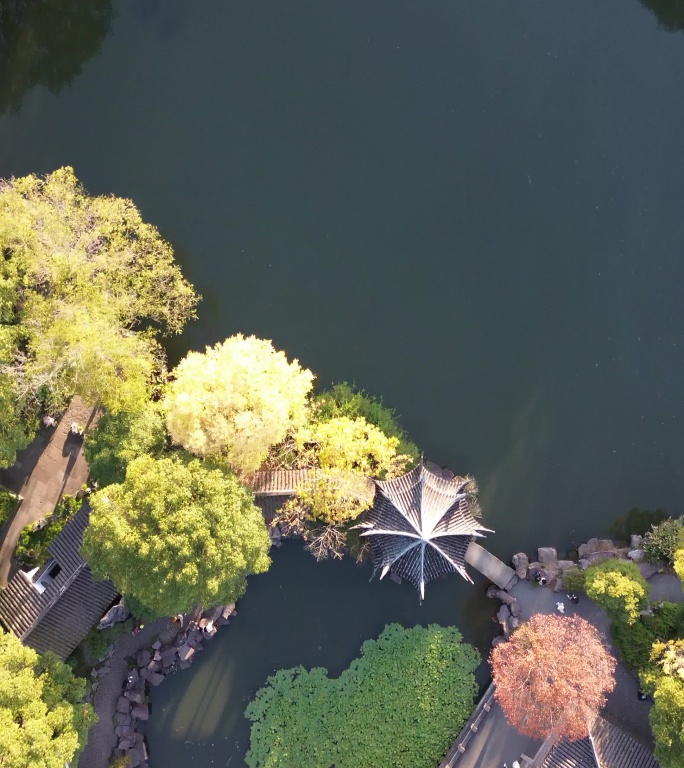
[585,559,650,625]
[314,382,419,464]
[642,640,684,768]
[245,623,480,768]
[645,518,683,564]
[82,454,271,617]
[0,373,29,467]
[0,627,96,768]
[0,167,198,464]
[164,335,314,474]
[84,402,167,487]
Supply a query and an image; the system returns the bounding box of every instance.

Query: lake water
[2,0,684,765]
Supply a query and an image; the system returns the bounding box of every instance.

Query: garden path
[77,618,180,768]
[0,397,97,586]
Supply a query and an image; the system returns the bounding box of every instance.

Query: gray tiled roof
[591,717,660,768]
[540,737,596,768]
[539,718,660,768]
[0,503,117,660]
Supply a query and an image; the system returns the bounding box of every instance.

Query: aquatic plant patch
[244,623,480,768]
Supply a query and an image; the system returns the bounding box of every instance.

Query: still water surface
[2,0,684,764]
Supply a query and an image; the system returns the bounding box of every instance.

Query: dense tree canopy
[82,454,271,617]
[642,640,684,768]
[491,614,616,741]
[585,559,650,625]
[0,628,96,768]
[245,623,480,768]
[84,402,167,487]
[0,167,198,466]
[164,335,314,474]
[313,382,419,464]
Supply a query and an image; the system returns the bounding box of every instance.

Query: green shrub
[15,495,81,568]
[0,487,18,529]
[562,568,586,592]
[314,382,419,466]
[85,619,134,660]
[645,518,682,564]
[611,619,656,673]
[608,507,667,543]
[585,559,650,624]
[645,602,684,640]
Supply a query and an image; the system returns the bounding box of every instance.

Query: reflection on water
[147,542,496,766]
[0,0,113,113]
[641,0,684,30]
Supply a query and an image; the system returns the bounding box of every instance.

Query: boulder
[553,578,565,593]
[97,599,130,630]
[152,640,162,651]
[124,689,145,705]
[146,660,161,674]
[131,703,149,721]
[538,547,557,566]
[118,739,132,752]
[116,697,131,715]
[597,539,614,552]
[178,644,195,662]
[628,549,645,563]
[587,551,615,564]
[508,617,520,631]
[639,563,659,580]
[179,659,192,670]
[222,603,236,620]
[491,635,506,647]
[578,538,600,558]
[148,671,165,687]
[115,712,132,727]
[126,668,139,685]
[230,608,238,617]
[153,651,162,662]
[631,534,645,550]
[509,601,521,618]
[129,743,146,768]
[136,649,151,667]
[115,725,131,738]
[557,560,575,572]
[527,562,542,581]
[512,552,529,570]
[578,558,591,570]
[497,605,511,623]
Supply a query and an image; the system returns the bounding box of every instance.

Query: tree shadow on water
[640,0,684,32]
[0,0,113,114]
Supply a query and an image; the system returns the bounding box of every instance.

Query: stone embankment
[102,604,237,768]
[487,535,651,642]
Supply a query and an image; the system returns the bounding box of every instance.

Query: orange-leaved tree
[490,614,616,741]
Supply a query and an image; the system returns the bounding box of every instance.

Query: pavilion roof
[355,462,491,600]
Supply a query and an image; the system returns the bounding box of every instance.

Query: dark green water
[2,0,684,764]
